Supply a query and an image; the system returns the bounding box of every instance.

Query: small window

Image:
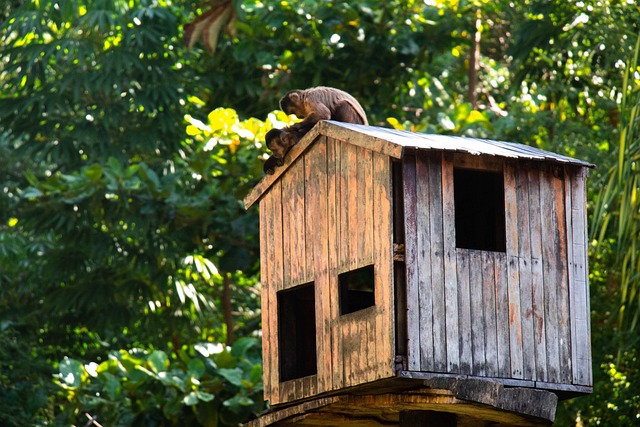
[339,265,375,315]
[277,283,317,381]
[454,168,506,252]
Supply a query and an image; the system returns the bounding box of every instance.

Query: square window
[277,283,317,381]
[453,168,506,252]
[339,265,375,315]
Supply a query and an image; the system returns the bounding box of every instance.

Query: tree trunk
[468,10,481,109]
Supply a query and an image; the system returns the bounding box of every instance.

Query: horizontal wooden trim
[398,371,592,398]
[319,121,404,159]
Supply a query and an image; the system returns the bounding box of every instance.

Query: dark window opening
[339,265,375,315]
[278,283,317,381]
[454,168,506,252]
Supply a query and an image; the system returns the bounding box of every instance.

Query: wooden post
[400,410,457,426]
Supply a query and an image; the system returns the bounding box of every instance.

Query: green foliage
[2,0,640,425]
[54,337,263,426]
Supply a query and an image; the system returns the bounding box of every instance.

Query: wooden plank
[270,181,285,403]
[456,249,473,375]
[494,252,511,378]
[516,166,536,380]
[281,161,306,289]
[453,152,504,172]
[327,138,343,390]
[539,168,561,383]
[373,151,394,379]
[441,153,460,373]
[552,167,572,384]
[504,162,524,379]
[569,169,592,385]
[338,140,349,272]
[307,139,330,394]
[469,250,486,376]
[402,151,420,371]
[365,314,376,384]
[428,152,447,372]
[259,197,272,403]
[346,143,359,270]
[361,147,374,265]
[416,150,434,372]
[528,167,548,382]
[481,251,498,378]
[318,120,404,159]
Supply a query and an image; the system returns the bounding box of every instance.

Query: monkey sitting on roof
[263,87,368,174]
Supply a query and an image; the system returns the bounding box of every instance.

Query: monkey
[262,87,368,174]
[279,86,368,135]
[265,127,303,160]
[263,154,283,175]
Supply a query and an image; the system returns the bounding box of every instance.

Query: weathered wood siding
[403,152,592,389]
[259,136,395,406]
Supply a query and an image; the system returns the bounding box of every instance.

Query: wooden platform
[244,377,558,427]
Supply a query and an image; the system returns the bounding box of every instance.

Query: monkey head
[279,90,305,118]
[265,127,300,159]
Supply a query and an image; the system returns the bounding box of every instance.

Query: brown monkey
[279,86,368,135]
[265,127,303,159]
[263,154,283,175]
[262,128,303,175]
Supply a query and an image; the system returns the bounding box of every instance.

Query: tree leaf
[148,350,169,374]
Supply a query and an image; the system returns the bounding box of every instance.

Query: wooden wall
[402,151,592,390]
[259,136,395,406]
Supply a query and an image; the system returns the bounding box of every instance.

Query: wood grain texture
[504,162,524,379]
[416,151,435,372]
[402,152,420,371]
[441,153,460,372]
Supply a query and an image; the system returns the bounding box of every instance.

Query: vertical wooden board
[327,138,343,390]
[304,151,316,286]
[358,146,375,265]
[259,198,272,403]
[306,139,331,393]
[403,152,420,371]
[469,250,486,376]
[481,251,498,377]
[553,168,572,384]
[365,316,377,383]
[539,168,561,383]
[416,150,434,372]
[504,163,524,379]
[268,182,285,403]
[348,319,357,386]
[571,170,592,385]
[338,140,348,271]
[373,151,394,379]
[494,252,511,378]
[281,161,306,289]
[516,166,536,380]
[528,167,548,382]
[429,152,447,372]
[441,154,460,373]
[456,250,472,375]
[346,143,359,269]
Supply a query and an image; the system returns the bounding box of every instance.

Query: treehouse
[244,121,593,420]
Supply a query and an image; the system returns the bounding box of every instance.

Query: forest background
[1,0,639,425]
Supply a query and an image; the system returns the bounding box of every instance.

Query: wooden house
[244,121,593,410]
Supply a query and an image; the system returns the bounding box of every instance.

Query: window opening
[339,265,375,315]
[453,168,506,252]
[278,283,317,381]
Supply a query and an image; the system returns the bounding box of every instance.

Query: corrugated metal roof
[330,121,596,168]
